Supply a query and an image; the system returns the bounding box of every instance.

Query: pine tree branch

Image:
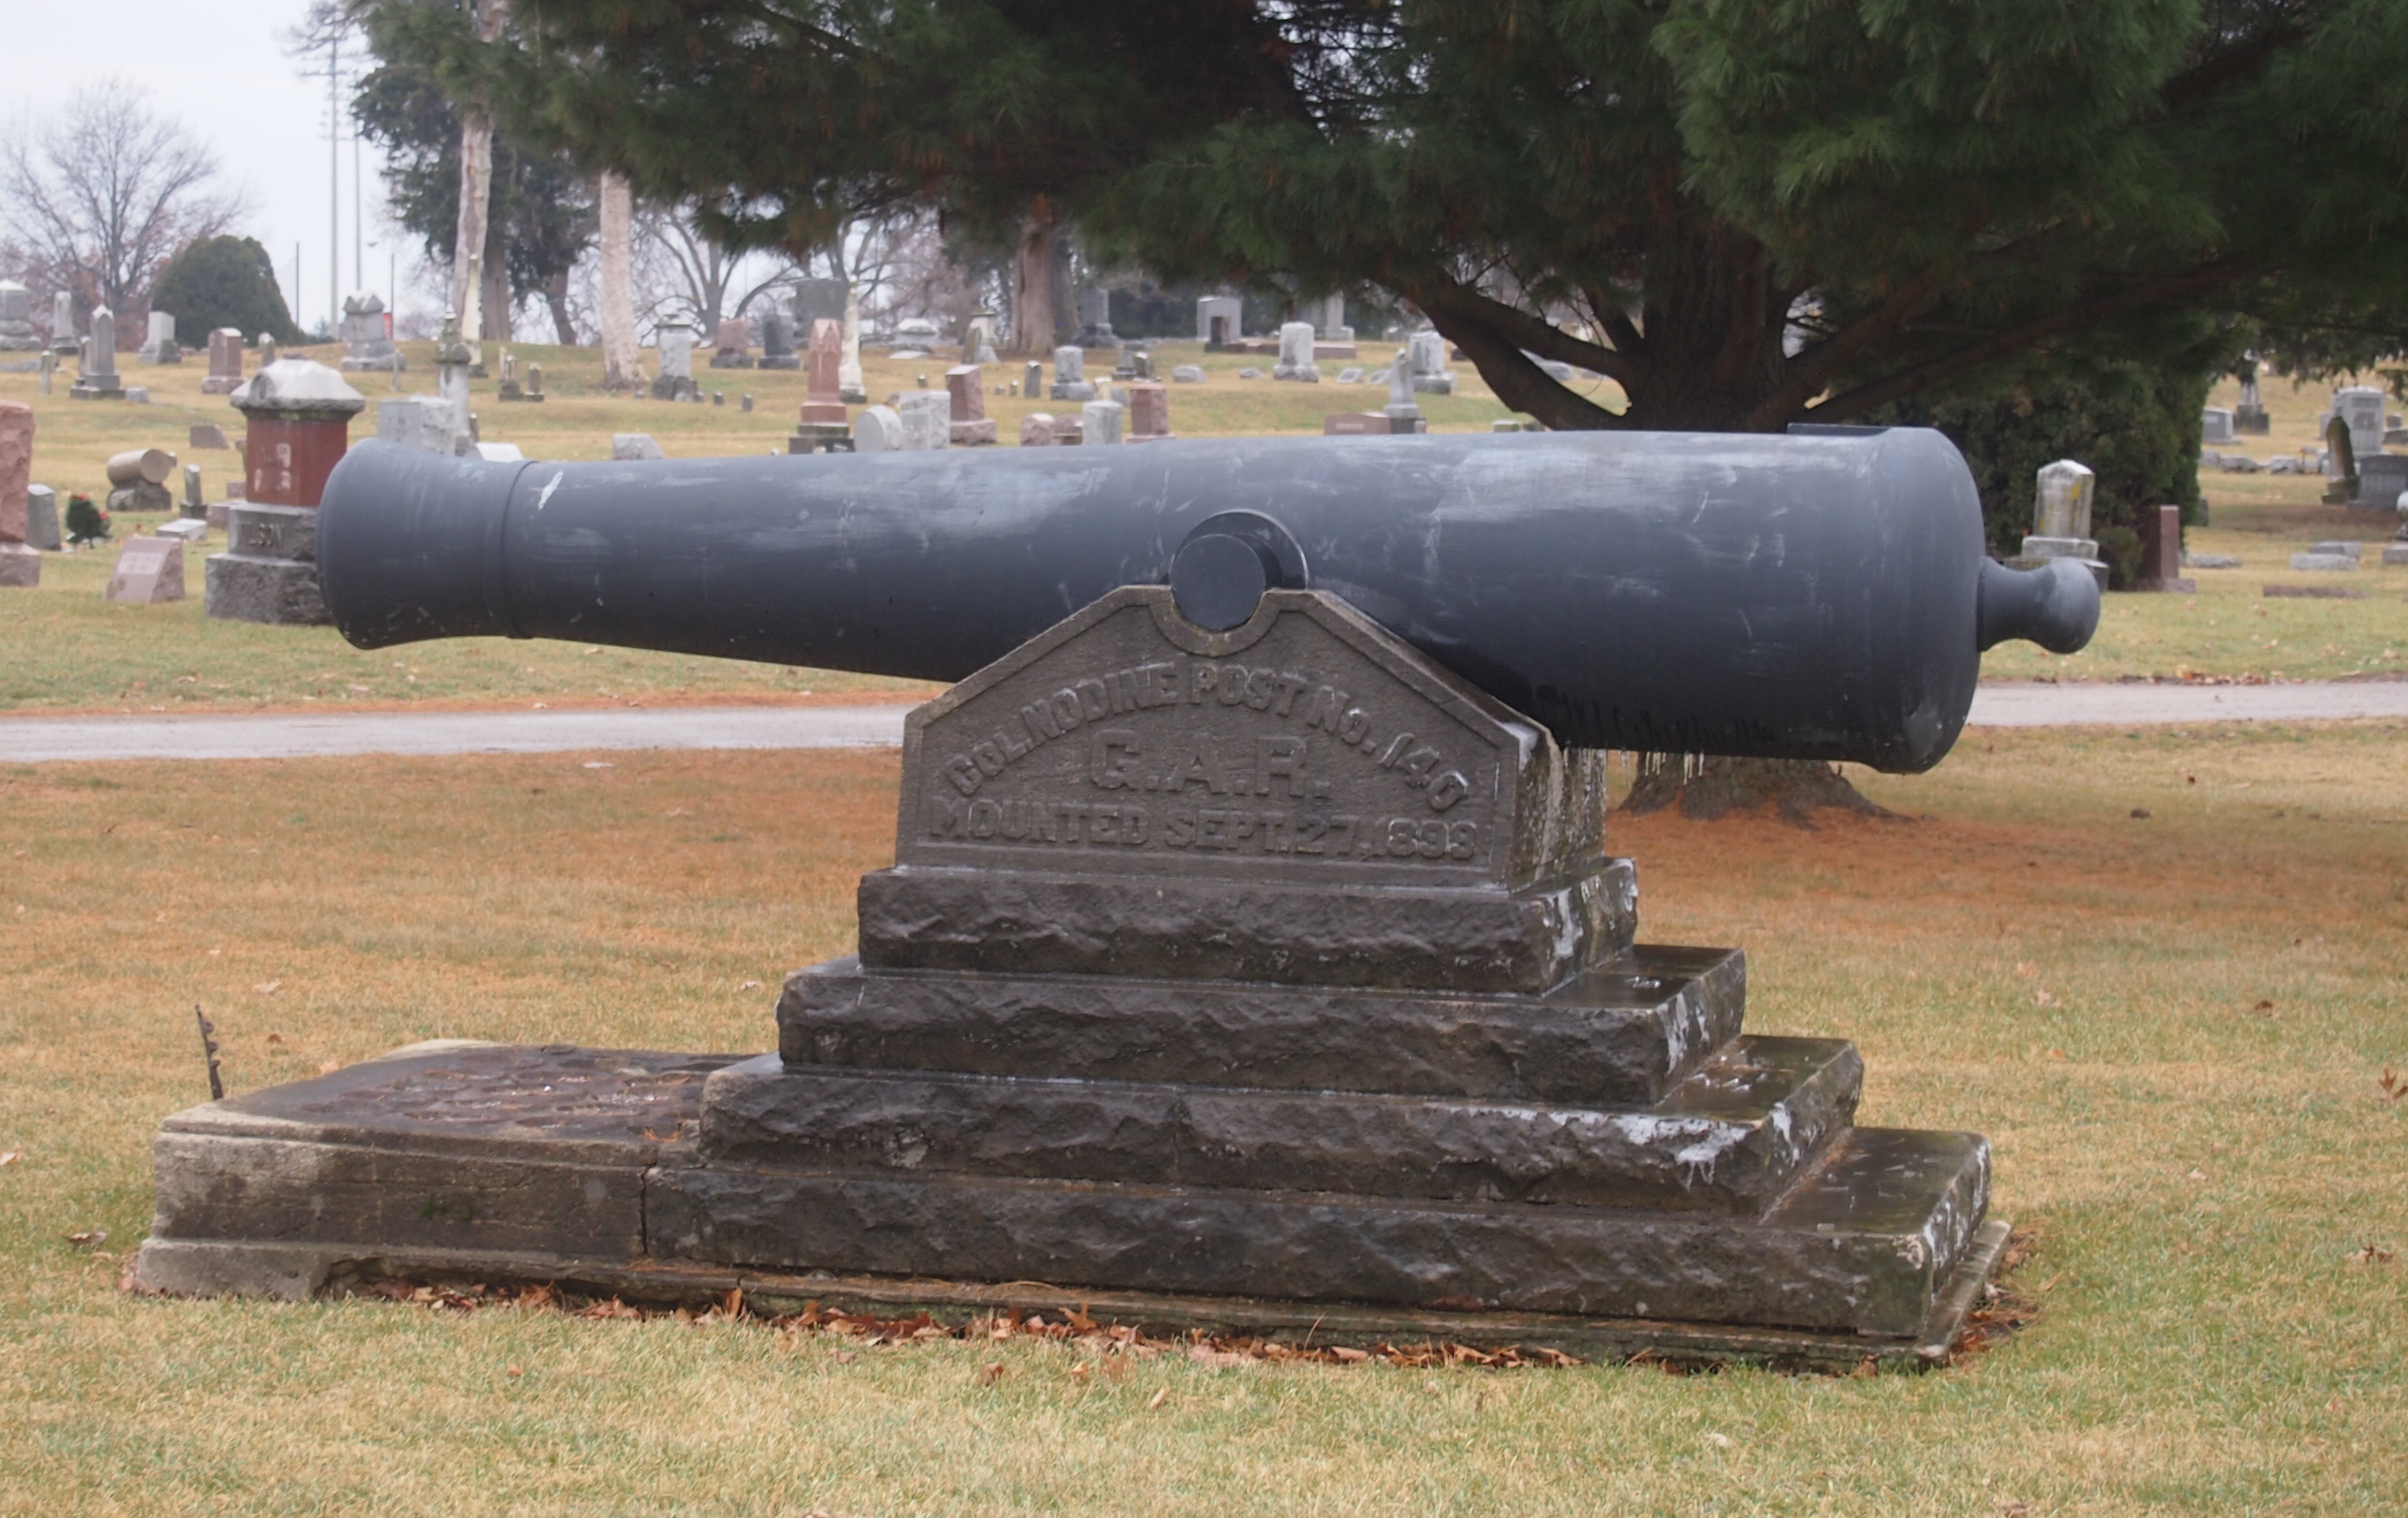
[1743,266,1946,430]
[1409,276,1644,388]
[1802,261,2247,422]
[1424,303,1634,431]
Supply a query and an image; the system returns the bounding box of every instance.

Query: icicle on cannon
[134,429,2091,1368]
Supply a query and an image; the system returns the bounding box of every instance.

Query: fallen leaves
[0,1151,20,1167]
[2380,1068,2406,1102]
[977,1361,1006,1385]
[66,1229,108,1249]
[2346,1244,2397,1267]
[251,980,281,996]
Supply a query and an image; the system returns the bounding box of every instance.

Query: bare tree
[0,79,244,335]
[638,203,800,333]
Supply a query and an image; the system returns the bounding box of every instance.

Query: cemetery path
[0,682,2401,762]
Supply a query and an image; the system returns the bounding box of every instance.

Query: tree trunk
[1620,755,1898,827]
[453,109,494,339]
[482,248,512,343]
[543,270,576,345]
[596,172,636,388]
[1004,209,1057,357]
[450,0,510,339]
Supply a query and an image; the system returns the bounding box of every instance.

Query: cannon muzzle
[317,428,2094,772]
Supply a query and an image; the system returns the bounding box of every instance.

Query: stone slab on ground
[778,944,1745,1105]
[649,1124,1988,1339]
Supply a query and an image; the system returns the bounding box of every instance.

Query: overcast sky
[4,0,397,332]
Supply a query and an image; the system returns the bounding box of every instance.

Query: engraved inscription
[899,592,1523,883]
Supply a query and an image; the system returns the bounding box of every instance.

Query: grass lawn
[4,350,2404,713]
[2,727,2402,1515]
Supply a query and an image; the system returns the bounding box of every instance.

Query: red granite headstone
[946,364,996,444]
[231,359,365,507]
[1126,382,1172,441]
[801,319,846,424]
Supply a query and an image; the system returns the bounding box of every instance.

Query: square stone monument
[2328,386,2386,462]
[337,294,403,372]
[132,582,2005,1367]
[758,308,798,370]
[1126,382,1173,442]
[1408,331,1456,395]
[1080,398,1124,446]
[2134,505,2195,593]
[0,399,37,588]
[1073,286,1116,348]
[710,319,754,369]
[69,307,124,399]
[2006,459,2108,588]
[207,359,363,625]
[24,485,61,554]
[945,365,996,445]
[2201,408,2234,445]
[49,290,77,354]
[0,282,37,351]
[1196,295,1241,349]
[651,321,700,401]
[1272,322,1321,383]
[137,311,181,364]
[1049,345,1094,402]
[202,329,246,394]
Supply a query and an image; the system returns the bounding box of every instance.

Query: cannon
[315,427,2096,770]
[140,427,2061,1362]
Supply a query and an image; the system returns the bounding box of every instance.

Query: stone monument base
[201,376,243,396]
[651,375,699,402]
[787,422,856,454]
[949,419,998,446]
[128,1037,2007,1370]
[205,505,331,625]
[69,379,126,400]
[760,355,800,371]
[0,542,38,588]
[2006,535,2108,589]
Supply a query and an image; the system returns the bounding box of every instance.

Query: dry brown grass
[1,728,2404,1515]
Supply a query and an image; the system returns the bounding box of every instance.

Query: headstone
[104,537,185,602]
[1050,345,1093,401]
[2353,452,2408,512]
[1171,364,1206,384]
[1132,349,1154,381]
[2289,552,2358,572]
[24,485,60,554]
[758,308,798,369]
[710,318,754,369]
[155,517,207,543]
[1335,367,1363,386]
[2185,553,2241,570]
[1073,286,1116,347]
[2134,505,2194,592]
[612,433,667,461]
[49,291,76,353]
[258,335,278,365]
[651,321,700,401]
[945,365,997,445]
[0,282,36,351]
[2201,408,2234,445]
[1323,412,1391,436]
[1305,292,1353,341]
[1126,382,1172,442]
[1408,331,1454,395]
[1237,366,1264,380]
[137,311,181,364]
[1018,412,1057,447]
[852,406,906,452]
[790,278,849,328]
[181,463,204,517]
[337,293,402,371]
[2329,386,2385,462]
[2323,415,2359,505]
[2383,543,2408,566]
[1080,398,1125,446]
[104,448,175,516]
[2007,459,2108,588]
[37,351,53,395]
[1023,361,1045,399]
[838,284,867,404]
[741,393,753,413]
[1196,295,1241,348]
[473,442,525,462]
[2235,370,2269,434]
[710,390,724,407]
[377,395,467,455]
[208,358,364,625]
[0,400,35,588]
[525,363,544,402]
[69,307,124,399]
[126,386,150,404]
[1385,346,1426,431]
[895,392,951,450]
[202,329,246,394]
[1272,322,1321,383]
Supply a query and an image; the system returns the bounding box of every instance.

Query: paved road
[0,683,2401,762]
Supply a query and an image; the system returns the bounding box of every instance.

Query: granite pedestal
[133,586,2006,1367]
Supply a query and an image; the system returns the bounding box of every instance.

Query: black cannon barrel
[316,428,2095,772]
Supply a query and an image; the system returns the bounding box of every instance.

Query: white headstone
[1195,295,1242,346]
[852,406,905,452]
[1081,398,1126,446]
[1272,322,1320,382]
[377,395,466,455]
[49,290,74,351]
[838,284,867,402]
[1054,345,1085,385]
[0,282,35,350]
[138,311,180,363]
[611,432,667,461]
[2330,386,2386,461]
[657,322,696,380]
[1408,331,1454,394]
[895,392,951,450]
[1171,365,1206,384]
[2034,459,2097,540]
